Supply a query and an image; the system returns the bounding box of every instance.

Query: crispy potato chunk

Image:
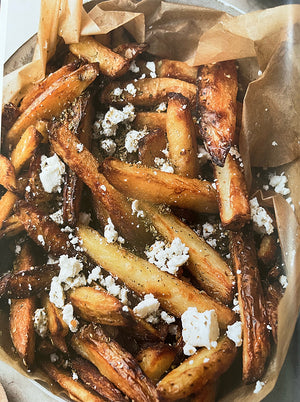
[0,215,24,239]
[5,63,99,149]
[71,324,159,402]
[10,241,36,368]
[214,152,250,230]
[70,36,129,78]
[44,296,69,353]
[157,336,236,400]
[40,360,106,402]
[133,112,167,132]
[0,155,17,192]
[142,202,235,304]
[157,59,198,83]
[136,343,176,383]
[102,158,218,214]
[230,227,270,383]
[101,78,197,107]
[166,92,198,177]
[78,225,235,328]
[197,61,238,166]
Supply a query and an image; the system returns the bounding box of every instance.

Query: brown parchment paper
[1,0,300,401]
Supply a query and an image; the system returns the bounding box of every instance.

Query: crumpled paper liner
[1,0,300,400]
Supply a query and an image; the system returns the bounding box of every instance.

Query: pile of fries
[0,31,286,401]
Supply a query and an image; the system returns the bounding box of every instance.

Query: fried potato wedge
[40,360,106,402]
[10,241,36,368]
[166,92,198,177]
[0,264,59,298]
[0,191,18,230]
[19,62,80,113]
[78,225,235,328]
[70,36,130,78]
[142,202,235,304]
[101,78,197,107]
[71,324,159,402]
[49,118,152,248]
[5,63,99,149]
[0,214,24,239]
[157,336,236,400]
[136,343,176,383]
[102,158,218,214]
[69,286,127,326]
[157,59,198,83]
[138,129,167,167]
[0,155,17,192]
[71,356,127,402]
[44,296,69,353]
[264,280,284,344]
[16,201,76,257]
[230,227,270,383]
[214,152,250,230]
[197,61,238,166]
[1,102,20,130]
[133,112,167,132]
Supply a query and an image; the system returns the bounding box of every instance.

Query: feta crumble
[33,308,48,338]
[124,83,137,96]
[206,238,217,248]
[279,275,288,289]
[145,238,189,275]
[202,223,214,239]
[250,197,274,235]
[156,102,167,112]
[154,157,174,173]
[58,255,83,283]
[133,294,160,318]
[197,145,211,166]
[49,276,65,308]
[129,60,140,73]
[226,321,243,346]
[62,303,78,332]
[181,308,219,355]
[269,173,290,196]
[99,275,129,305]
[272,141,278,146]
[253,380,265,394]
[37,234,45,246]
[125,128,147,153]
[131,200,145,218]
[50,209,64,225]
[97,104,136,137]
[161,311,175,324]
[39,154,65,193]
[101,138,116,156]
[87,266,102,284]
[146,61,157,78]
[113,87,123,96]
[104,218,119,243]
[76,143,84,153]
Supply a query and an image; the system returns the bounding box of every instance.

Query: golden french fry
[166,92,198,177]
[5,63,99,149]
[214,152,250,230]
[70,36,129,78]
[78,225,235,328]
[71,356,127,402]
[101,78,197,107]
[133,112,167,132]
[10,241,36,368]
[0,155,17,192]
[157,59,198,83]
[0,214,24,238]
[102,158,218,214]
[44,296,69,353]
[19,62,80,113]
[157,336,236,400]
[71,324,159,402]
[40,360,106,402]
[0,191,18,230]
[141,202,235,304]
[230,227,270,383]
[196,61,238,166]
[136,343,176,383]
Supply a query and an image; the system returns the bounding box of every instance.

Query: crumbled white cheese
[279,275,288,289]
[63,275,86,291]
[272,141,278,146]
[62,303,78,332]
[263,185,270,191]
[156,102,167,112]
[181,308,220,355]
[87,266,102,284]
[161,311,175,324]
[197,145,211,166]
[72,372,78,380]
[139,73,146,80]
[202,223,214,239]
[269,173,290,195]
[146,61,156,78]
[39,154,65,193]
[37,235,45,246]
[133,294,160,319]
[99,104,136,137]
[101,138,116,156]
[113,87,123,96]
[33,308,48,338]
[125,128,147,153]
[131,200,145,218]
[124,83,137,96]
[122,305,129,312]
[104,218,119,243]
[145,238,189,275]
[154,157,174,173]
[99,275,129,305]
[78,212,91,225]
[226,321,243,346]
[50,209,64,225]
[100,185,106,192]
[250,197,274,235]
[203,358,210,363]
[206,238,217,248]
[58,255,83,283]
[129,60,140,73]
[253,380,265,394]
[25,185,31,192]
[76,143,84,153]
[15,244,21,254]
[49,276,65,308]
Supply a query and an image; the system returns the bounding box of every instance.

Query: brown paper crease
[1,1,300,401]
